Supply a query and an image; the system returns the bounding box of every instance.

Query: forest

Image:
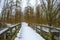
[0,0,60,40]
[0,0,60,27]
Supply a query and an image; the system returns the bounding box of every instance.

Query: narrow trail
[15,22,45,40]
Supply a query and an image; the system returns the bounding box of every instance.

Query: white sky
[0,0,4,16]
[21,0,40,11]
[0,0,59,14]
[0,0,40,13]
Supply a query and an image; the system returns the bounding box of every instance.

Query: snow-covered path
[15,22,45,40]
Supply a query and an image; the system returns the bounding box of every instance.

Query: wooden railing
[29,23,60,40]
[0,23,21,40]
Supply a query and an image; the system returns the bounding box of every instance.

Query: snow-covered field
[15,22,45,40]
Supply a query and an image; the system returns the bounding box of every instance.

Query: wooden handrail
[29,23,60,40]
[0,23,20,35]
[0,23,21,40]
[30,23,60,31]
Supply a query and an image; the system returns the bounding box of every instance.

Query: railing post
[39,26,40,32]
[18,24,21,30]
[3,33,6,40]
[17,24,21,33]
[0,23,21,40]
[15,26,17,37]
[16,26,19,33]
[36,25,37,32]
[59,32,60,40]
[9,28,12,40]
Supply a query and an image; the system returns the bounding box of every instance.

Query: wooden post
[36,25,37,32]
[9,28,12,40]
[58,32,60,40]
[3,33,6,40]
[17,26,19,33]
[18,24,21,30]
[15,26,17,37]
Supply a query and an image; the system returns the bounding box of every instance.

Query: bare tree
[15,0,22,23]
[35,5,40,24]
[24,6,30,23]
[39,0,60,40]
[40,0,60,26]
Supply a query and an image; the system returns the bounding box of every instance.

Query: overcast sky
[0,0,60,15]
[0,0,39,16]
[0,0,4,16]
[0,0,40,13]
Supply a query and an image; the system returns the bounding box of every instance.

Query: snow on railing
[29,23,60,40]
[0,28,8,35]
[0,23,21,40]
[29,23,60,32]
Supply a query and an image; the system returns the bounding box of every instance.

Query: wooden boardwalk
[15,22,45,40]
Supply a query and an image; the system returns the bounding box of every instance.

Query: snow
[6,23,19,27]
[0,24,17,35]
[15,22,45,40]
[42,27,49,32]
[0,28,8,35]
[6,24,12,27]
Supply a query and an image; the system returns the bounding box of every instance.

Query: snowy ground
[15,22,45,40]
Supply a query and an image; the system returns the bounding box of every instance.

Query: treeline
[0,0,60,27]
[24,0,60,26]
[0,0,22,24]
